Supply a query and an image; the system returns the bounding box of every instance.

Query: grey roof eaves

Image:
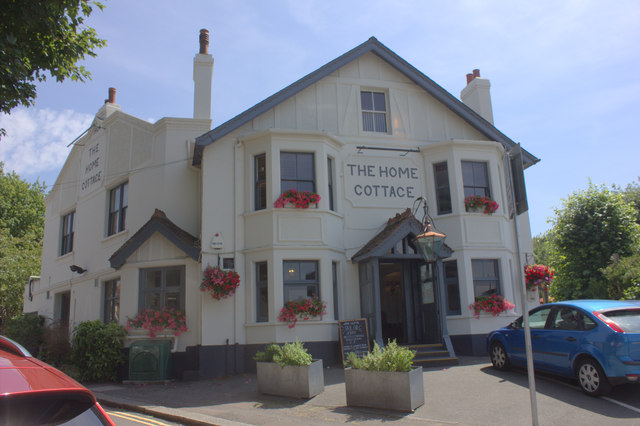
[193,37,540,167]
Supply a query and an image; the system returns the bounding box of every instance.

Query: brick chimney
[193,29,214,120]
[460,69,494,124]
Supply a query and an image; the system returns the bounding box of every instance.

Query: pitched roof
[351,209,452,263]
[109,209,200,270]
[193,36,539,167]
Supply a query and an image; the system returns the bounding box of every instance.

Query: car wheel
[490,341,510,371]
[576,358,611,396]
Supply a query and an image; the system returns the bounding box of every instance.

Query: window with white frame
[443,260,461,315]
[139,266,185,311]
[471,259,501,298]
[103,278,120,323]
[462,161,490,198]
[283,260,319,302]
[60,211,75,256]
[108,181,128,235]
[280,152,315,193]
[360,90,388,133]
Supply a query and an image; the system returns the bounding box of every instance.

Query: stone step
[402,343,459,368]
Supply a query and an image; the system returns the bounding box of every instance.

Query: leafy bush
[253,340,313,367]
[39,323,72,368]
[72,320,127,382]
[346,340,415,372]
[4,313,45,355]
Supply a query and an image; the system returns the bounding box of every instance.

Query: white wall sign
[344,156,424,208]
[79,141,105,197]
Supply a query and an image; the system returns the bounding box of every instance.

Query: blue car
[487,300,640,395]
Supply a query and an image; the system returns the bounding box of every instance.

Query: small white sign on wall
[343,155,424,208]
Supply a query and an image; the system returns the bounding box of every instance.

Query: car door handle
[565,337,576,342]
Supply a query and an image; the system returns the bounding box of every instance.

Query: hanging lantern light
[412,197,446,262]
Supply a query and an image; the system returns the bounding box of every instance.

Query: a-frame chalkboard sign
[338,318,370,364]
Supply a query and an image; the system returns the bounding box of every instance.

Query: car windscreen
[600,309,640,333]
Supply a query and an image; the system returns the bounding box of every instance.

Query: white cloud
[0,108,92,184]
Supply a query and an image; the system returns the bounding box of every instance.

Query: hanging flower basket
[274,189,321,209]
[469,295,515,318]
[464,195,499,215]
[201,266,240,300]
[126,307,188,337]
[524,264,554,292]
[278,296,326,328]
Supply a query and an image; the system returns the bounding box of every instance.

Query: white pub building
[25,31,540,379]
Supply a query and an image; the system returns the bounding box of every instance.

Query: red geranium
[126,307,188,337]
[278,296,326,328]
[201,266,240,300]
[524,264,554,292]
[274,189,321,209]
[464,195,499,215]
[469,294,515,318]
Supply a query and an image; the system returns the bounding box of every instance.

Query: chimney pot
[466,73,474,84]
[473,69,480,78]
[199,29,210,54]
[108,87,116,103]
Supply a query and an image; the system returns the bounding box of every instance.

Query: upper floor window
[472,259,501,298]
[444,260,461,315]
[360,90,388,133]
[255,154,266,210]
[462,161,490,198]
[108,182,128,236]
[283,260,319,302]
[60,211,75,256]
[280,152,315,193]
[433,162,452,215]
[139,266,185,311]
[103,278,120,323]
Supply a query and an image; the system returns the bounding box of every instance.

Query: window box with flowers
[278,296,326,328]
[274,189,321,209]
[126,307,188,338]
[464,195,499,215]
[469,294,515,318]
[201,266,240,300]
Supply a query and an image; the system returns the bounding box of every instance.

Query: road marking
[601,397,640,415]
[108,410,172,425]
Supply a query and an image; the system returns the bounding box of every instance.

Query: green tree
[602,254,640,300]
[0,0,106,137]
[532,232,552,266]
[548,183,640,300]
[0,164,46,331]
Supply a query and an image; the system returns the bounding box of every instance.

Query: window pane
[165,268,181,287]
[360,91,373,110]
[300,261,317,281]
[374,112,387,132]
[146,270,162,288]
[373,92,386,112]
[362,112,374,131]
[164,292,180,309]
[473,163,488,187]
[146,293,162,310]
[280,152,297,179]
[284,261,300,282]
[122,183,128,208]
[110,188,120,213]
[296,154,314,180]
[444,261,461,315]
[462,162,474,186]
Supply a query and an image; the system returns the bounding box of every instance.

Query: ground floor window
[283,260,319,301]
[332,261,339,320]
[471,259,501,298]
[103,278,120,323]
[444,261,461,315]
[139,266,185,311]
[256,262,268,322]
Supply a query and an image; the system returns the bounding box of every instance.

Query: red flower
[278,296,326,328]
[469,295,515,318]
[464,195,499,215]
[201,266,240,300]
[126,307,188,336]
[274,189,321,209]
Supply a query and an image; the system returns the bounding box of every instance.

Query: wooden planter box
[344,366,424,412]
[256,359,324,398]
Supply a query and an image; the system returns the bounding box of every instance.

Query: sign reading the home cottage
[338,318,370,363]
[79,140,105,197]
[344,156,424,207]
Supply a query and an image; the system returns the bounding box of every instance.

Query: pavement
[90,356,640,426]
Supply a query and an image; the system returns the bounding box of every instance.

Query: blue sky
[1,0,639,237]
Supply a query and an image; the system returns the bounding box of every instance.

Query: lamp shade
[413,227,446,262]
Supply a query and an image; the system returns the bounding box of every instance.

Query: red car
[0,335,115,425]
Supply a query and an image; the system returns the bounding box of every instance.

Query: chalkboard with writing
[338,318,370,363]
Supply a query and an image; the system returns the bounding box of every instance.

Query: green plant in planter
[254,340,312,367]
[346,340,415,372]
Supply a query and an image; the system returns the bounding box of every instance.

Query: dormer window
[360,90,388,133]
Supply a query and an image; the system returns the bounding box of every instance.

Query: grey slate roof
[109,209,200,270]
[193,36,539,167]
